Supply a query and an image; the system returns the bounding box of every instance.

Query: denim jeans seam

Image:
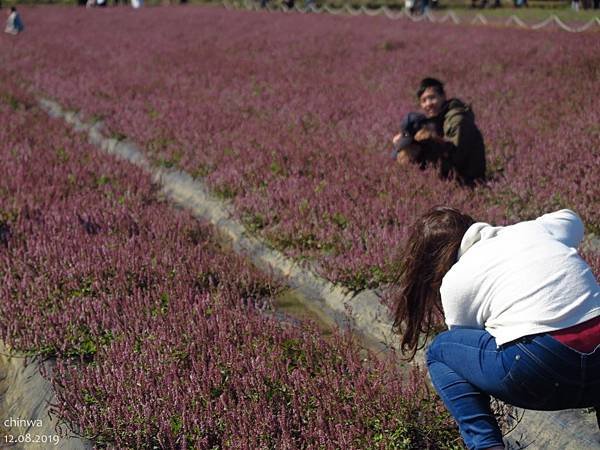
[544,336,600,371]
[536,335,600,362]
[536,337,585,357]
[437,341,501,356]
[516,342,571,384]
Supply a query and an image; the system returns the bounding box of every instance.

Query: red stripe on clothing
[550,315,600,353]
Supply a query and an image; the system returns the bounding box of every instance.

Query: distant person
[392,78,486,187]
[4,6,24,35]
[282,0,294,8]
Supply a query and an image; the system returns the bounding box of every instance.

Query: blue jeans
[426,328,600,450]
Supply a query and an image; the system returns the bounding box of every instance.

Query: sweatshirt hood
[457,222,503,260]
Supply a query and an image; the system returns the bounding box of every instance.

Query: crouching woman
[392,207,600,450]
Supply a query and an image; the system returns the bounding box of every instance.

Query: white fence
[223,0,600,32]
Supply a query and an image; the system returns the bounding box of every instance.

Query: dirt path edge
[0,343,92,449]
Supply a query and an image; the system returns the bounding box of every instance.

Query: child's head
[395,112,427,150]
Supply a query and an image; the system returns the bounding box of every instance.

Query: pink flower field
[0,78,460,448]
[0,6,598,447]
[2,5,598,290]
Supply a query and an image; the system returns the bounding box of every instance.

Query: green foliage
[3,93,20,110]
[150,292,170,317]
[69,276,96,299]
[170,415,183,435]
[55,147,70,163]
[64,326,115,359]
[95,174,112,187]
[111,131,127,142]
[243,211,266,232]
[0,207,19,224]
[298,198,310,215]
[191,163,213,179]
[281,337,308,370]
[270,160,285,176]
[213,183,237,200]
[339,265,390,292]
[263,377,293,405]
[156,150,182,169]
[331,212,349,230]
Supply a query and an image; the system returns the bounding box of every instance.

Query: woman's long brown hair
[392,207,475,360]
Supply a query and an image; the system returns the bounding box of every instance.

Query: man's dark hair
[417,78,445,99]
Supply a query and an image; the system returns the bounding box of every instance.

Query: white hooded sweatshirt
[440,209,600,346]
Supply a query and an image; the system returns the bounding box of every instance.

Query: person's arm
[440,271,486,330]
[536,209,585,248]
[413,127,452,177]
[442,112,479,169]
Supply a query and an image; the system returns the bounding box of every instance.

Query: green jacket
[439,98,486,185]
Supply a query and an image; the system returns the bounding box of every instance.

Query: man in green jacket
[392,78,486,186]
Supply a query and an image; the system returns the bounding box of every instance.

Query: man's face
[419,87,445,118]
